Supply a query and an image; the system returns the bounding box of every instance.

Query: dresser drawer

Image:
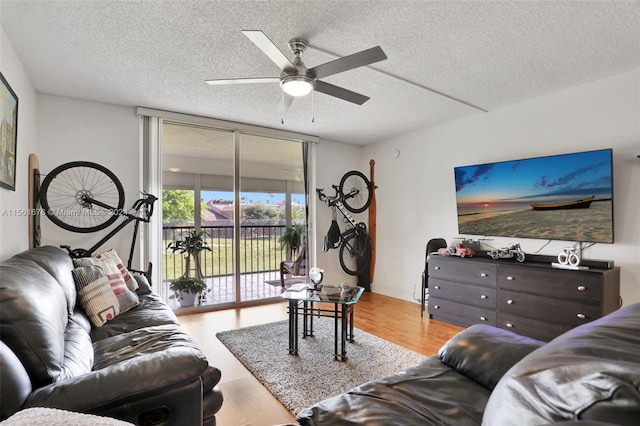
[429,278,496,309]
[498,265,603,304]
[498,290,602,327]
[429,257,497,287]
[496,312,572,342]
[429,297,496,328]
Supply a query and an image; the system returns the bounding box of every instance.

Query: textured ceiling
[2,1,639,145]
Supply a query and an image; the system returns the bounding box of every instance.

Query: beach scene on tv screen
[455,149,613,243]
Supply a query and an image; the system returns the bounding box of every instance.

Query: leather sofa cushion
[0,259,69,387]
[92,324,208,370]
[482,302,640,425]
[91,293,180,341]
[438,324,544,390]
[24,344,211,414]
[297,356,491,425]
[59,317,94,381]
[13,246,76,315]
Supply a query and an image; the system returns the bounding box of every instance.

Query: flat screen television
[454,148,614,243]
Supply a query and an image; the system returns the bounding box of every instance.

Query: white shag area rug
[0,407,134,425]
[216,317,424,415]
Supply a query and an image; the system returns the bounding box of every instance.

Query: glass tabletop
[280,285,365,304]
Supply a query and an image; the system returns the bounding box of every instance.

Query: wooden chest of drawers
[427,255,620,341]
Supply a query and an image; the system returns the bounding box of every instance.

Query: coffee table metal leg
[348,304,355,343]
[333,303,341,361]
[288,299,298,355]
[332,302,349,362]
[302,301,314,338]
[341,303,348,359]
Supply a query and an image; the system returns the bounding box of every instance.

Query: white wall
[0,26,39,259]
[314,138,367,285]
[363,70,640,306]
[36,95,141,261]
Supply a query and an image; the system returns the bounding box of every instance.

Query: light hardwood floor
[177,292,463,426]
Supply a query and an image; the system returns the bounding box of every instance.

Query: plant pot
[179,291,197,307]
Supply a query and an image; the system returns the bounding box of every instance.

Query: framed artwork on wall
[1,72,19,191]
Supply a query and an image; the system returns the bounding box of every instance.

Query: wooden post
[368,159,377,282]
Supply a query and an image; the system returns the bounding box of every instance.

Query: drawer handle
[507,299,513,305]
[506,323,513,328]
[577,313,586,319]
[480,273,487,277]
[577,285,586,291]
[507,276,514,281]
[480,316,487,321]
[434,285,440,290]
[434,266,441,270]
[434,305,440,310]
[480,294,487,299]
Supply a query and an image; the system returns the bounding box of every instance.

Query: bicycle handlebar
[81,192,158,222]
[316,186,341,207]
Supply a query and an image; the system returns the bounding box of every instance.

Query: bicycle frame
[61,193,157,277]
[317,184,371,275]
[317,186,359,229]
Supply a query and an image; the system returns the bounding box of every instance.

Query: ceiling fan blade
[242,30,297,73]
[314,80,370,105]
[205,77,280,85]
[308,46,387,79]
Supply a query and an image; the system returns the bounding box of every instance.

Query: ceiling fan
[205,30,387,106]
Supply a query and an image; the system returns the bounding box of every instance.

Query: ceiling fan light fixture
[281,75,315,97]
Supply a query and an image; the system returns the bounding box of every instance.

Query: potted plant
[169,276,208,307]
[279,224,305,260]
[168,230,212,307]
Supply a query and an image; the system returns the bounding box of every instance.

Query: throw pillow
[72,264,140,327]
[93,249,139,291]
[133,273,152,295]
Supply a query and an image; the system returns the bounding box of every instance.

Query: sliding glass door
[238,133,306,302]
[160,121,307,310]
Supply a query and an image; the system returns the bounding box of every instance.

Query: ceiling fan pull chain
[281,90,285,125]
[311,90,315,123]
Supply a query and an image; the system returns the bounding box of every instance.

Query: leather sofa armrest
[25,347,209,412]
[1,342,33,420]
[438,324,545,389]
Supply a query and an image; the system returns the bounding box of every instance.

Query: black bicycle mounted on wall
[38,161,157,278]
[317,170,372,275]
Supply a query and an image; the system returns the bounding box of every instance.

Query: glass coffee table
[281,284,365,361]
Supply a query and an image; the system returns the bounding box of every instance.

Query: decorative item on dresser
[427,255,620,342]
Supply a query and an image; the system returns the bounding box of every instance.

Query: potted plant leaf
[168,230,212,307]
[279,224,305,260]
[169,275,208,307]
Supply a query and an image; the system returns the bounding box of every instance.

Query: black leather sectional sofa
[0,246,222,425]
[297,300,640,425]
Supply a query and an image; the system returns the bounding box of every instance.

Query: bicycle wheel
[339,229,371,275]
[39,161,125,233]
[339,170,372,214]
[558,251,568,265]
[568,252,581,267]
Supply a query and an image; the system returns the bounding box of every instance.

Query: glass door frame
[139,108,318,310]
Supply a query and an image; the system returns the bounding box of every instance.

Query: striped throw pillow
[72,263,140,327]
